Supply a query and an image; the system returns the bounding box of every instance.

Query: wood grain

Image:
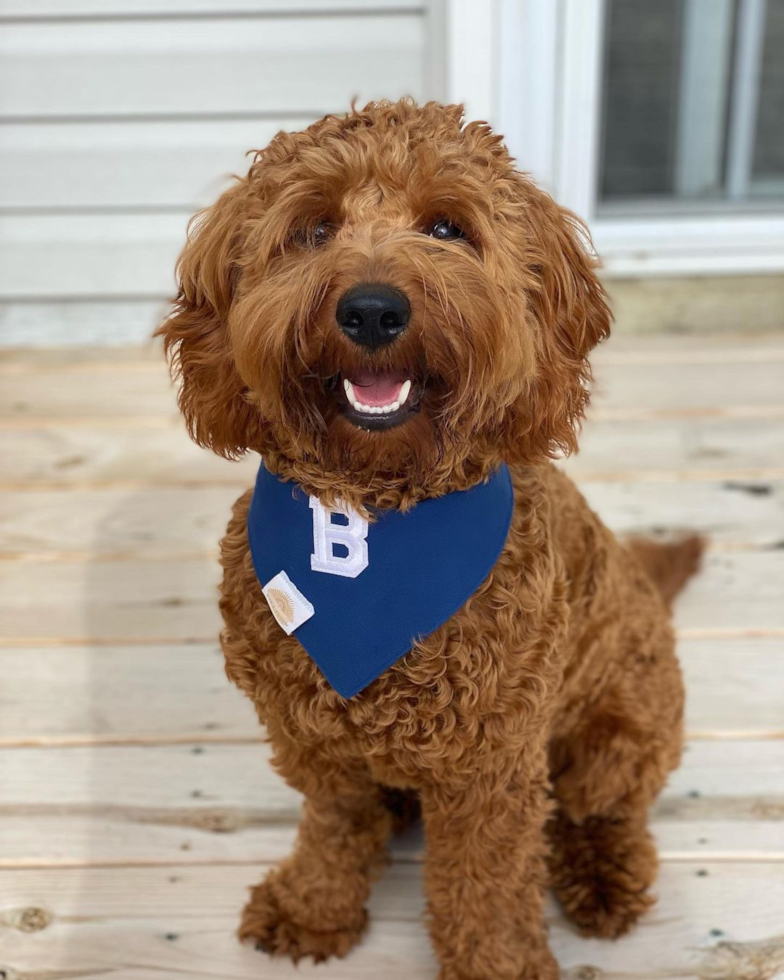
[3,416,783,490]
[0,741,780,866]
[1,864,783,980]
[0,422,257,489]
[3,480,783,560]
[1,549,780,643]
[2,342,783,420]
[0,643,257,744]
[0,334,782,978]
[1,637,781,745]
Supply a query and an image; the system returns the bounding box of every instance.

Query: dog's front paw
[436,945,558,980]
[437,953,558,980]
[239,874,368,964]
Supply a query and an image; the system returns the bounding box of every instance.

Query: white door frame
[444,0,784,277]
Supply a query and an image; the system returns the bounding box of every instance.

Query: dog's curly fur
[159,99,703,979]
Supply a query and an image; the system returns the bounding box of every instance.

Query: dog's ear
[156,182,260,459]
[505,179,612,461]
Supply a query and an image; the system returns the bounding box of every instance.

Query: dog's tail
[627,534,706,607]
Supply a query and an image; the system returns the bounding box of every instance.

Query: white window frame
[444,0,784,277]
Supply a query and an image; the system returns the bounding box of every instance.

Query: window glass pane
[599,0,784,214]
[753,1,784,189]
[601,0,684,201]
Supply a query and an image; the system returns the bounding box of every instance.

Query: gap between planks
[2,539,777,562]
[3,405,784,429]
[1,336,782,370]
[5,469,784,493]
[1,728,782,749]
[2,855,783,872]
[2,628,782,649]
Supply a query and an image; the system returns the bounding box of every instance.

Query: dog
[159,99,703,980]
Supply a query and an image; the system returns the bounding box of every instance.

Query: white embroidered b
[309,497,369,578]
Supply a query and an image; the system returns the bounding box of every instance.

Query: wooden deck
[1,333,783,979]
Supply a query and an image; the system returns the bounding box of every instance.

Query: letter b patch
[309,497,369,578]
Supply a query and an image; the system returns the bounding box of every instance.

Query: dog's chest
[250,526,567,781]
[223,469,568,775]
[246,462,515,701]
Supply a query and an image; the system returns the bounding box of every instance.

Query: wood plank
[0,555,223,642]
[673,550,784,635]
[564,416,784,481]
[0,422,258,488]
[592,330,784,361]
[0,867,435,979]
[3,417,783,489]
[2,340,783,420]
[0,486,234,559]
[4,480,783,559]
[679,637,784,739]
[2,636,780,745]
[580,478,784,551]
[0,16,425,119]
[0,550,781,643]
[589,359,784,417]
[3,332,783,366]
[2,359,783,423]
[0,360,177,421]
[0,344,163,368]
[1,864,783,980]
[0,644,258,744]
[0,741,780,865]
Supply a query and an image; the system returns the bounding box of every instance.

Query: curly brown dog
[159,99,703,980]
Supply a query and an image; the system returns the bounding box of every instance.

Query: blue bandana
[247,461,514,699]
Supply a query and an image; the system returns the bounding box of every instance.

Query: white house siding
[0,0,446,343]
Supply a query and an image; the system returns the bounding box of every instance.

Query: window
[599,0,784,215]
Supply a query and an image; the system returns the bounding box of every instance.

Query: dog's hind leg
[547,625,684,939]
[547,804,660,938]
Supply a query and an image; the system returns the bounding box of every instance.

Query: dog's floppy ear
[157,181,260,459]
[505,179,612,461]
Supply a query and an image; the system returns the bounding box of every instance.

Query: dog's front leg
[422,751,556,980]
[239,746,393,963]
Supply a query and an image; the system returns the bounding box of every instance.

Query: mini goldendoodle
[159,99,703,980]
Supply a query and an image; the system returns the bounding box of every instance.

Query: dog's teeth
[343,379,411,416]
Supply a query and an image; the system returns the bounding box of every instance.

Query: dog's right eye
[312,222,335,247]
[429,219,465,242]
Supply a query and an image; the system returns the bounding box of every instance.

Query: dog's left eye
[429,220,464,241]
[312,222,335,246]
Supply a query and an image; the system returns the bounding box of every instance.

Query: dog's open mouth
[340,370,419,429]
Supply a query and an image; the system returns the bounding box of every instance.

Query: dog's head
[160,100,610,506]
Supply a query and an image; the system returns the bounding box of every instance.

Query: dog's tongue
[348,370,404,407]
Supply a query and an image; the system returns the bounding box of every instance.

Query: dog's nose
[336,283,411,349]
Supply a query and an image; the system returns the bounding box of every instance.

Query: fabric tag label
[262,570,315,635]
